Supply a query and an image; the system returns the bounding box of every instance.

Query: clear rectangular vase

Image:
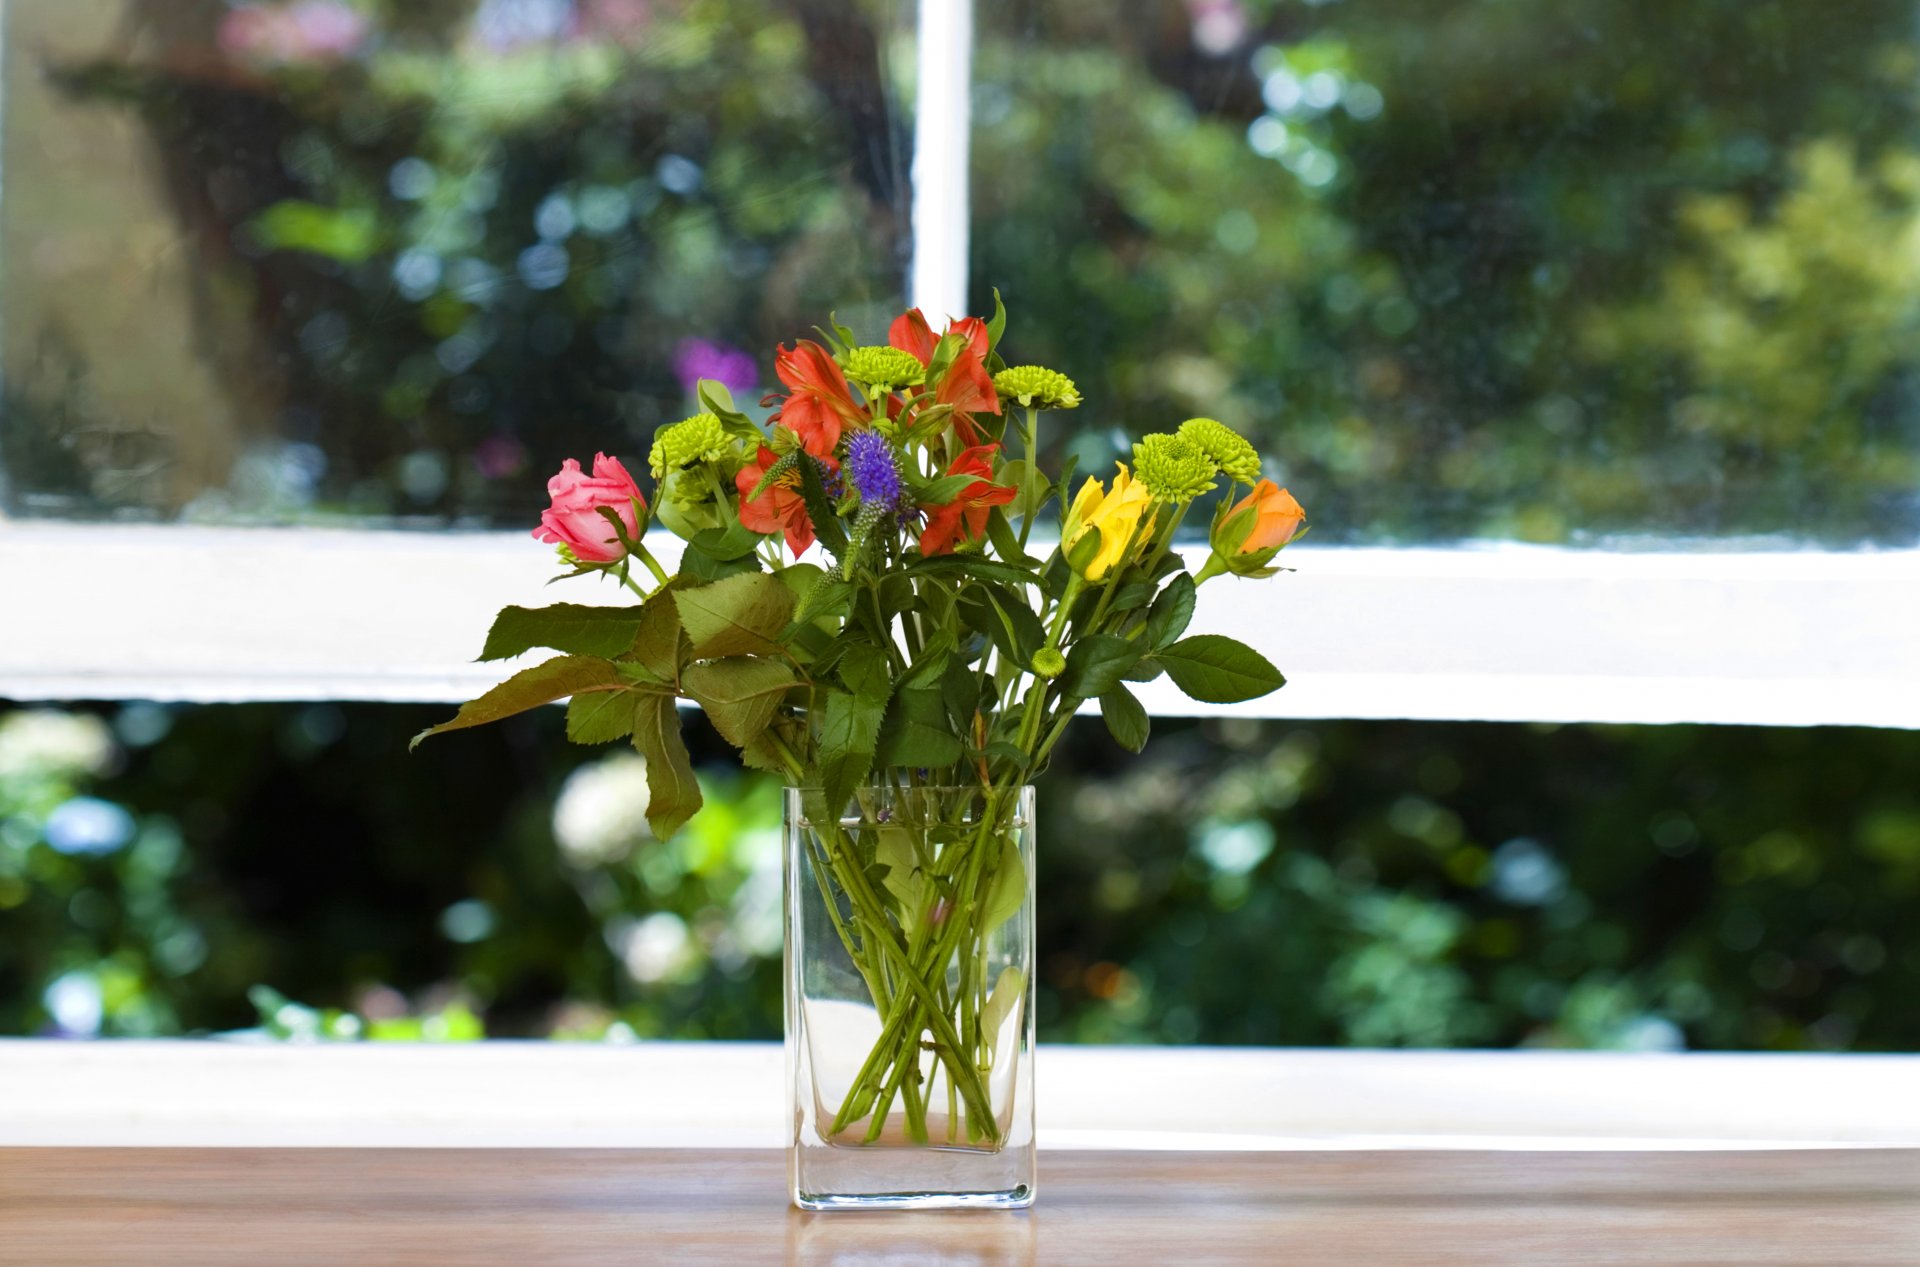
[784,784,1036,1210]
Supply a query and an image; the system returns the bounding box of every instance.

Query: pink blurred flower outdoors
[219,2,370,64]
[531,453,646,563]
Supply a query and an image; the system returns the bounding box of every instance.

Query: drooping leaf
[631,694,702,839]
[1158,634,1287,704]
[478,605,643,662]
[567,689,639,745]
[410,656,621,749]
[674,571,796,660]
[1098,685,1150,753]
[1059,634,1141,700]
[682,657,796,749]
[1144,572,1197,650]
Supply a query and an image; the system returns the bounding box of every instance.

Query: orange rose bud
[1231,480,1305,553]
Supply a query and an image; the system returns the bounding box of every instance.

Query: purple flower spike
[673,337,758,399]
[844,431,902,511]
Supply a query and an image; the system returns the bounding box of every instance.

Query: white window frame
[1,0,1916,730]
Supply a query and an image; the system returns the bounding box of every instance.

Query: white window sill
[2,1040,1914,1151]
[2,523,1916,726]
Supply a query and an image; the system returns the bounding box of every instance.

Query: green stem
[1016,406,1040,553]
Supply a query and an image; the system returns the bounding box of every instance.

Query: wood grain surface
[2,1148,1916,1266]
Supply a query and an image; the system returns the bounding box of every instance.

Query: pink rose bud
[531,453,646,563]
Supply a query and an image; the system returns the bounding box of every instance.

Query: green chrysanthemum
[843,345,925,390]
[1179,417,1261,485]
[1131,432,1217,502]
[993,365,1081,409]
[1031,647,1067,679]
[648,412,730,479]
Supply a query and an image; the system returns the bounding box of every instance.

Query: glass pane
[3,701,1915,1052]
[972,1,1920,546]
[1,0,910,524]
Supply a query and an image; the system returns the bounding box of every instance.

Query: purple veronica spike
[844,430,902,511]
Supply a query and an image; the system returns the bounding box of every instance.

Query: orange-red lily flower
[889,308,990,364]
[737,445,834,557]
[887,309,1000,446]
[768,339,865,458]
[918,444,1016,556]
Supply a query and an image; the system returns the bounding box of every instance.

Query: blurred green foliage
[3,701,1915,1051]
[4,0,1915,538]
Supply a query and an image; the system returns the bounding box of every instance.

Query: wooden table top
[2,1148,1916,1266]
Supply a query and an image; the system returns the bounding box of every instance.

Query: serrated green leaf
[1098,685,1150,753]
[876,686,964,770]
[1144,572,1197,650]
[631,694,702,839]
[674,571,795,660]
[836,641,892,705]
[1158,634,1286,704]
[478,604,643,662]
[1059,633,1140,699]
[412,656,621,749]
[628,588,686,681]
[566,690,637,745]
[818,687,887,815]
[681,657,795,749]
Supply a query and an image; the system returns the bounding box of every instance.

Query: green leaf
[984,286,1007,352]
[979,834,1027,934]
[836,641,892,705]
[874,827,929,921]
[876,686,965,769]
[943,654,982,732]
[1098,685,1150,753]
[680,541,763,584]
[674,572,796,660]
[1144,573,1197,650]
[1059,634,1141,699]
[631,694,702,839]
[411,656,620,749]
[479,604,643,662]
[817,687,887,815]
[1158,634,1286,704]
[907,554,1040,587]
[796,455,848,561]
[1122,656,1165,683]
[567,690,638,745]
[978,587,1046,668]
[628,588,687,681]
[681,657,796,749]
[980,965,1025,1045]
[697,379,761,440]
[983,506,1033,567]
[786,576,854,635]
[691,521,765,562]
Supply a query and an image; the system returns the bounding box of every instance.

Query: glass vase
[784,783,1037,1211]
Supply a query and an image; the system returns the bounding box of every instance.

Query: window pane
[1,0,909,524]
[3,701,1915,1051]
[972,1,1920,546]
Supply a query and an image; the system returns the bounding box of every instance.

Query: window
[3,1,1914,725]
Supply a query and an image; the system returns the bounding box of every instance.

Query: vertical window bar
[910,0,973,319]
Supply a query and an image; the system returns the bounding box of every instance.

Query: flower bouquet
[415,295,1304,1208]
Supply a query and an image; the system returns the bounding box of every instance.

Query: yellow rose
[1065,465,1154,580]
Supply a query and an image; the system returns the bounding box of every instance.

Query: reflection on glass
[972,0,1920,545]
[1,0,910,523]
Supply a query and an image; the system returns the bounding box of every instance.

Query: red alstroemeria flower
[887,309,1001,446]
[888,308,990,365]
[918,444,1016,556]
[768,339,865,459]
[737,444,835,557]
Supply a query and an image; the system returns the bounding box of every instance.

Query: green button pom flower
[992,365,1081,409]
[648,412,730,480]
[1178,417,1261,485]
[844,345,925,390]
[1131,432,1217,502]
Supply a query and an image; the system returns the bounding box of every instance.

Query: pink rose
[532,453,646,563]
